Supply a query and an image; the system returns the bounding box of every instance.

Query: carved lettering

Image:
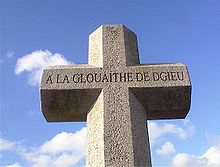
[119,73,126,82]
[80,73,86,83]
[94,73,101,82]
[170,72,177,81]
[102,73,109,82]
[153,71,184,82]
[112,73,119,82]
[46,75,53,84]
[63,75,70,83]
[87,73,94,83]
[45,71,185,84]
[160,72,167,81]
[56,74,62,83]
[153,72,159,81]
[136,73,143,81]
[73,74,80,83]
[177,72,184,80]
[127,72,133,82]
[144,72,150,81]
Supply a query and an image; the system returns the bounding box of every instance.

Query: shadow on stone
[41,89,102,122]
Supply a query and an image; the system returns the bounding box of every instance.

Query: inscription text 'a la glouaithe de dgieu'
[45,71,184,84]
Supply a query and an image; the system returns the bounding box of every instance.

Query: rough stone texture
[40,24,191,167]
[87,91,105,166]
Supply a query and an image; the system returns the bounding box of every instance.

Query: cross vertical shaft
[103,86,151,166]
[87,25,151,166]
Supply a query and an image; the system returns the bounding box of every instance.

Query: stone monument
[40,24,191,167]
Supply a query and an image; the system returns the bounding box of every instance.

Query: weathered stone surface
[41,64,190,121]
[41,89,101,122]
[40,24,191,167]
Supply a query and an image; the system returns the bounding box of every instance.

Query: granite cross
[40,24,191,167]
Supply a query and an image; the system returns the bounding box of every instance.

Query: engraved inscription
[45,71,184,84]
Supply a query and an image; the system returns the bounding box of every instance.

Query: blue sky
[1,0,220,166]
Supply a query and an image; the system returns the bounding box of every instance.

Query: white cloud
[148,120,195,145]
[5,162,21,167]
[172,146,220,167]
[172,153,206,167]
[0,127,86,167]
[15,50,71,86]
[39,129,86,155]
[0,138,17,151]
[156,141,176,155]
[202,146,220,166]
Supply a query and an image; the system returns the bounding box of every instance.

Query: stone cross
[40,25,191,167]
